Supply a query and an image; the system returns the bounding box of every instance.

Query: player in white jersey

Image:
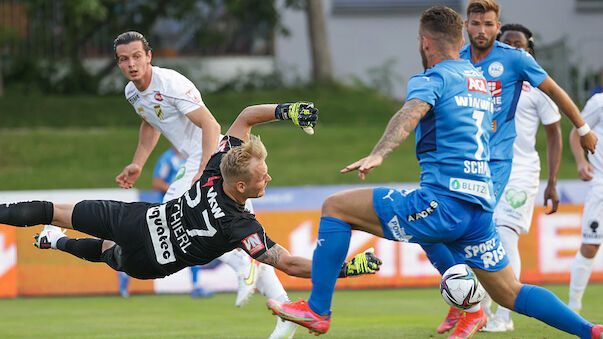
[113,31,297,338]
[568,92,603,313]
[482,23,563,332]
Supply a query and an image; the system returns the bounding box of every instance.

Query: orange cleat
[267,299,330,335]
[592,324,603,339]
[447,307,487,339]
[437,307,463,333]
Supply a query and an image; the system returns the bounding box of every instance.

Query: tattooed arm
[256,244,312,278]
[341,99,432,179]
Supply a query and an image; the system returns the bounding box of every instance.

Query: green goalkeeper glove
[275,101,318,134]
[339,248,382,278]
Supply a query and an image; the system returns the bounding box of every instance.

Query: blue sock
[308,216,351,316]
[118,272,129,291]
[514,284,593,339]
[420,243,457,275]
[190,266,200,286]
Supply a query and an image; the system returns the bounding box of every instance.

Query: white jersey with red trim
[582,93,603,186]
[125,66,205,159]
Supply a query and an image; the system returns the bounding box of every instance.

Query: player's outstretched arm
[538,77,597,154]
[256,245,382,278]
[341,99,431,180]
[226,102,318,142]
[116,120,161,189]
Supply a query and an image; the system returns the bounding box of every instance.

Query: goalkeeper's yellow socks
[308,216,351,316]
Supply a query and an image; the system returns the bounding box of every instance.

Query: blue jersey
[407,60,496,211]
[460,41,548,161]
[153,149,185,184]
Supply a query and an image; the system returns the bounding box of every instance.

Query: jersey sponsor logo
[127,94,140,105]
[154,92,163,101]
[406,200,438,222]
[154,105,164,120]
[449,178,490,199]
[206,186,225,219]
[453,96,493,112]
[387,216,413,242]
[242,233,265,254]
[583,220,602,240]
[146,204,176,265]
[137,107,144,113]
[467,77,488,94]
[202,176,221,188]
[487,81,502,96]
[464,237,506,269]
[488,61,504,77]
[185,88,202,104]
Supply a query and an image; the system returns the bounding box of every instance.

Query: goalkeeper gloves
[339,248,382,278]
[275,101,318,132]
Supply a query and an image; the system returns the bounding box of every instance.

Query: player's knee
[321,194,346,219]
[580,243,600,258]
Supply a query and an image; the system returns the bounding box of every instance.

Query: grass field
[0,85,582,190]
[1,285,601,338]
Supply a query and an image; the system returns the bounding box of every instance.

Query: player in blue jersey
[419,1,599,336]
[266,6,603,339]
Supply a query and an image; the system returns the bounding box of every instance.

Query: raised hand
[339,248,383,278]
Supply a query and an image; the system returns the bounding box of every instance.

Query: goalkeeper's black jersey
[142,135,276,276]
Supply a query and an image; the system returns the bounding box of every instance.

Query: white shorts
[493,177,539,234]
[580,188,603,245]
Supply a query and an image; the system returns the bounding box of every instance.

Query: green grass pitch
[1,285,601,338]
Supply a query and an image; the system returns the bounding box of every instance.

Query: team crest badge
[488,62,504,77]
[154,92,163,101]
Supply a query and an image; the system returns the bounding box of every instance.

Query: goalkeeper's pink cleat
[267,299,330,336]
[437,306,463,333]
[592,324,603,339]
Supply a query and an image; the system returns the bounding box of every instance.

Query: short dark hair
[420,6,464,47]
[498,23,535,56]
[113,31,152,59]
[467,0,500,19]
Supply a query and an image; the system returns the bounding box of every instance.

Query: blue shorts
[373,187,508,271]
[490,159,513,204]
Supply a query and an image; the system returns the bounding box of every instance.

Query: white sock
[494,226,520,321]
[217,249,250,276]
[568,250,594,310]
[257,265,289,302]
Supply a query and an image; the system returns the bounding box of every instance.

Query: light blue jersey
[153,149,185,186]
[407,60,496,211]
[460,41,548,162]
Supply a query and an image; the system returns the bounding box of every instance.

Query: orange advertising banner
[257,204,603,290]
[0,226,17,298]
[13,225,153,297]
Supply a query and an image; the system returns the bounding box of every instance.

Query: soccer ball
[440,264,486,310]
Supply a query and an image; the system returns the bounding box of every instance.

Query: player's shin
[514,284,594,339]
[57,238,104,262]
[0,201,54,227]
[308,216,351,316]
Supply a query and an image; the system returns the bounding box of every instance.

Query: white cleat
[268,316,299,339]
[33,225,67,249]
[235,259,261,307]
[481,315,514,332]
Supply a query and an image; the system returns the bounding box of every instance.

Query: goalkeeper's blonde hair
[220,135,267,183]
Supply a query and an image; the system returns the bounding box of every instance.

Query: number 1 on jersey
[472,110,485,160]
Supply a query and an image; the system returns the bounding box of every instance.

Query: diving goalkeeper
[0,102,382,282]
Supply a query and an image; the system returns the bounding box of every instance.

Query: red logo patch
[467,77,488,94]
[202,176,221,187]
[185,88,202,104]
[242,233,265,255]
[522,83,531,92]
[154,92,163,101]
[487,81,502,96]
